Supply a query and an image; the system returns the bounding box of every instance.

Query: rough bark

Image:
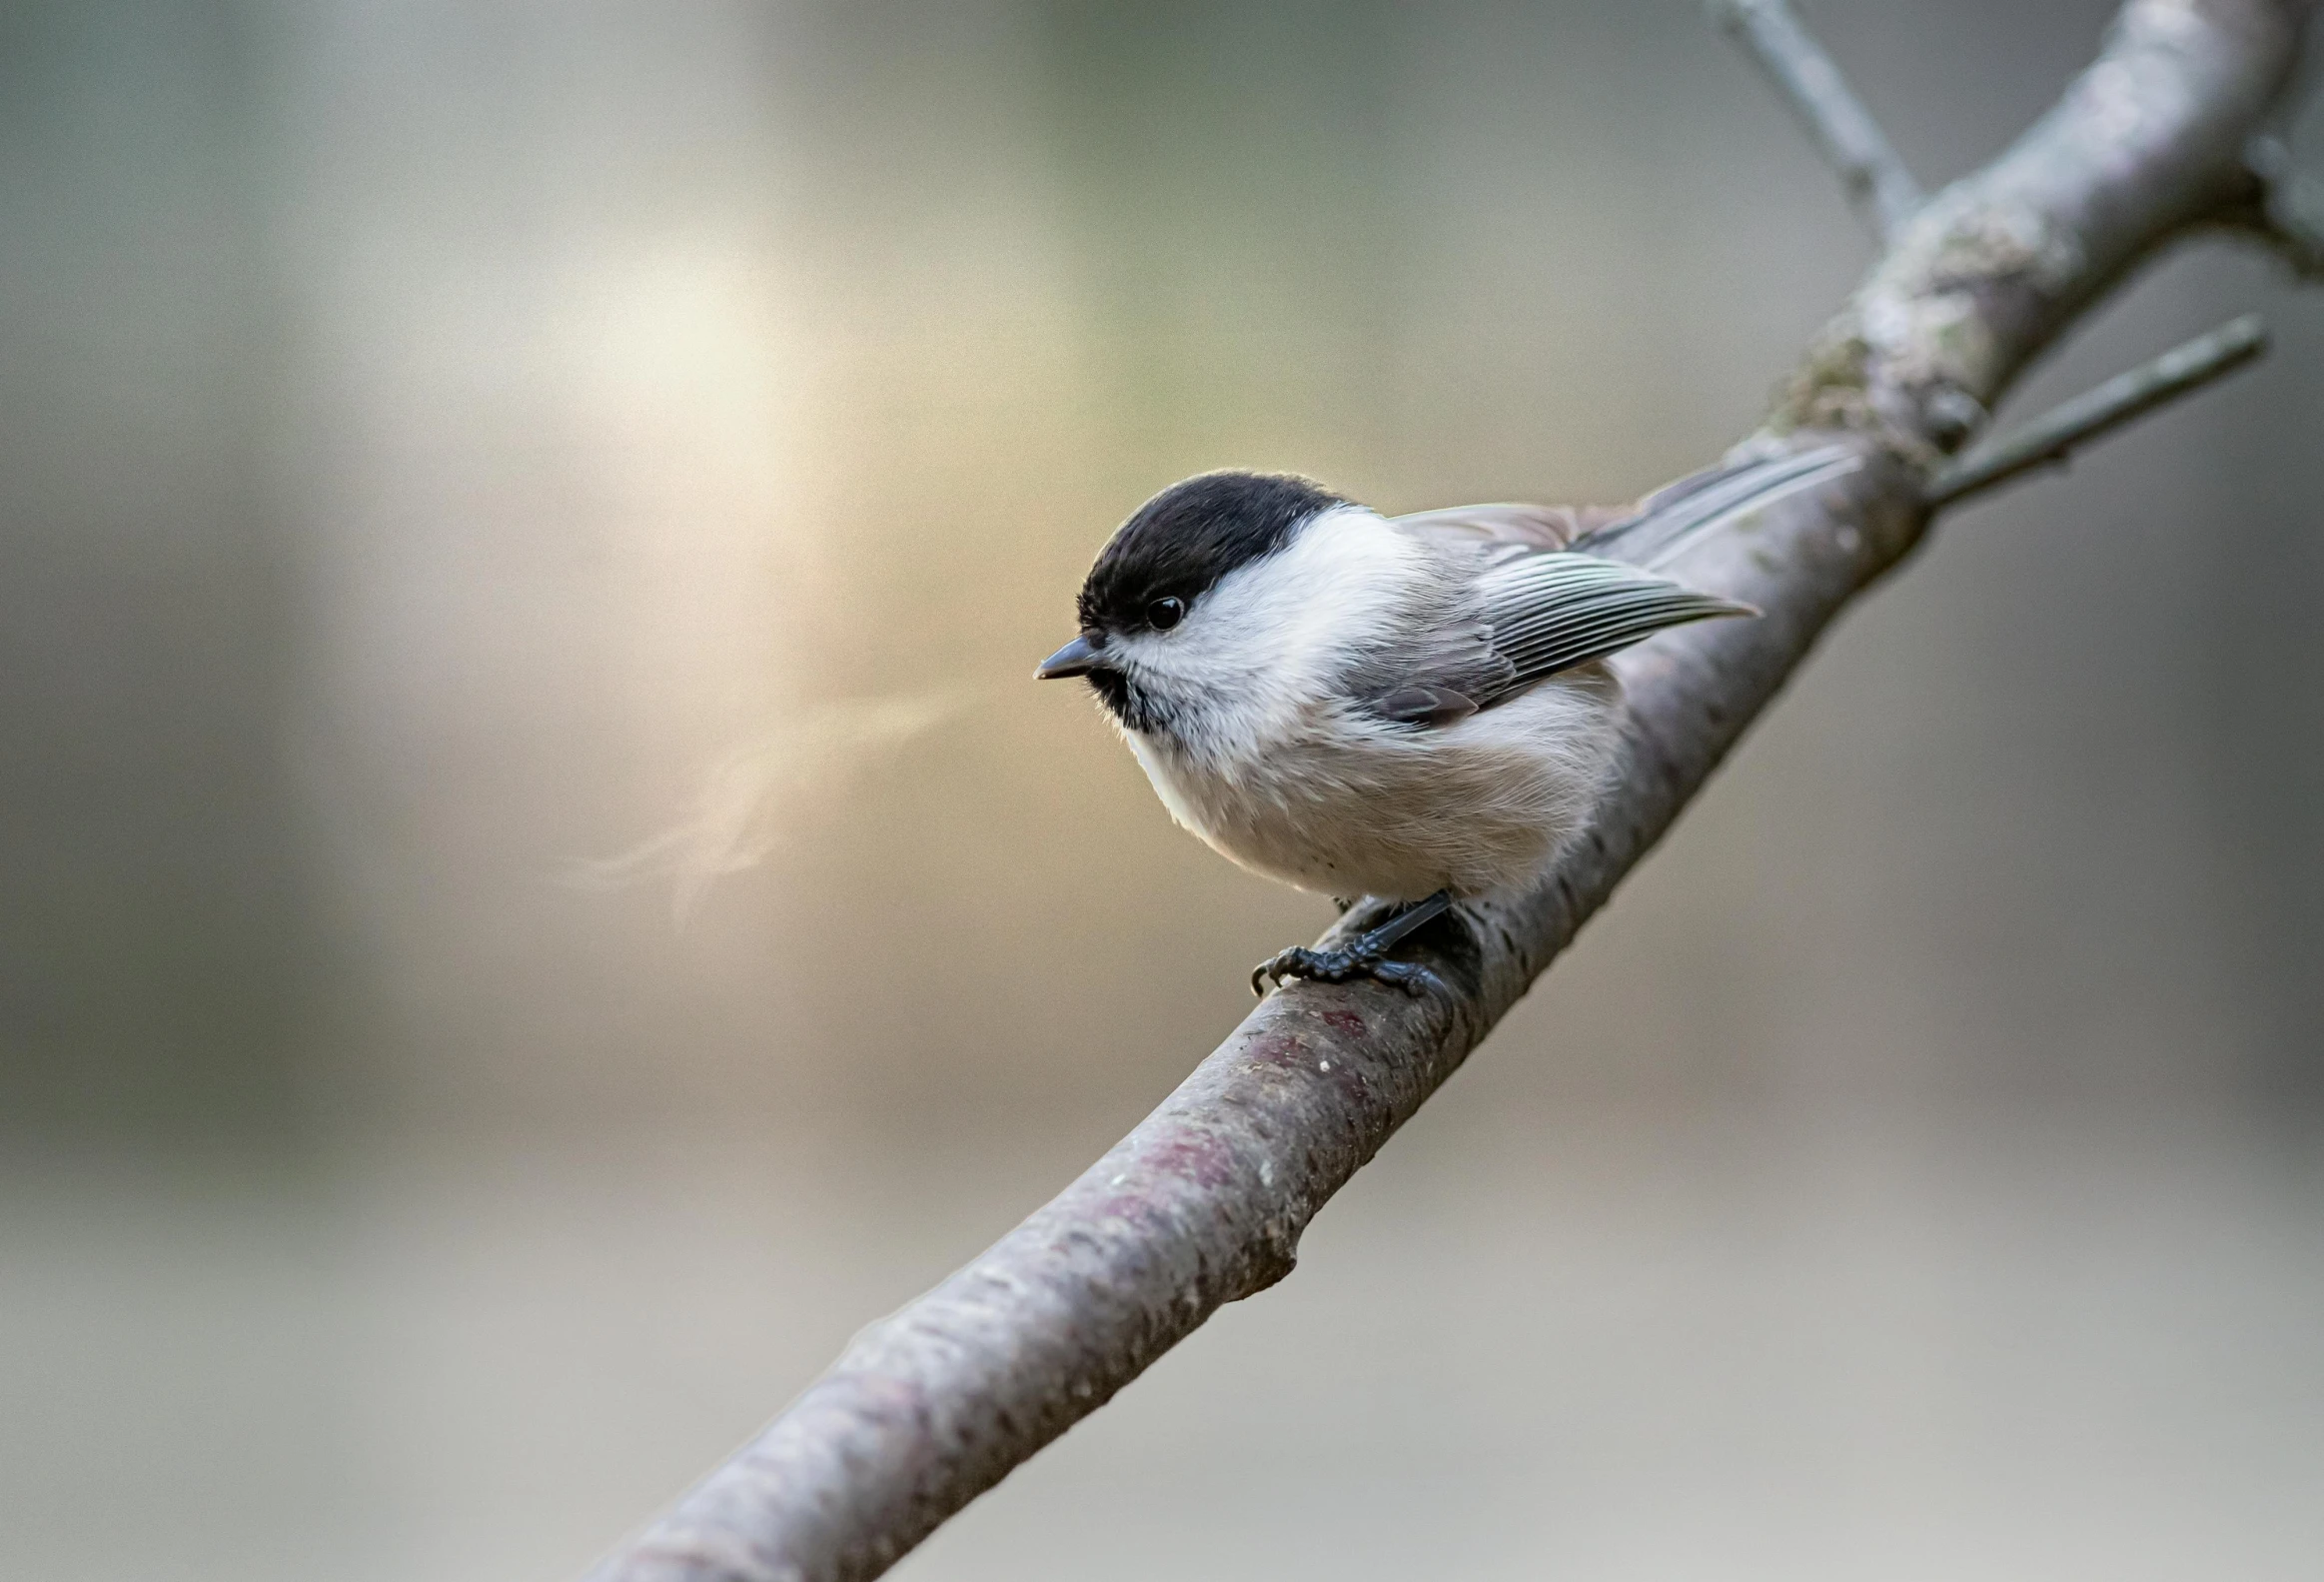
[587,4,2317,1578]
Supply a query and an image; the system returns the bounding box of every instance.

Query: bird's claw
[1251,945,1440,998]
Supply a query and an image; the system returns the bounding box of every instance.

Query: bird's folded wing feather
[1370,446,1858,723]
[1385,502,1608,558]
[1472,552,1752,698]
[1353,548,1750,725]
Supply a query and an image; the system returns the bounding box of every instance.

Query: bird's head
[1036,470,1361,740]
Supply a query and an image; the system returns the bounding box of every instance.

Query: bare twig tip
[1711,0,1922,242]
[1925,315,2269,509]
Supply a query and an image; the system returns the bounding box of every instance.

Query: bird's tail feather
[1571,446,1863,571]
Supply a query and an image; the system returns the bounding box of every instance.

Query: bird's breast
[1119,675,1619,901]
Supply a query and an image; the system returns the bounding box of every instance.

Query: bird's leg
[1252,890,1453,998]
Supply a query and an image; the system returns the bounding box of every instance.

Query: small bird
[1037,447,1859,995]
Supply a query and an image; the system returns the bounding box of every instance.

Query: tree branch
[1710,0,1923,242]
[2241,132,2324,275]
[1925,314,2271,508]
[586,5,2317,1580]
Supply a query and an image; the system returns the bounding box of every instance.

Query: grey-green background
[5,2,2323,1578]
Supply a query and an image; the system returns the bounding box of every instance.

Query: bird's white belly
[1125,669,1620,901]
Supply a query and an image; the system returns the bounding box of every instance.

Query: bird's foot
[1251,944,1439,997]
[1250,889,1454,998]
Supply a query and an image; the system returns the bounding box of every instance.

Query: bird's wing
[1357,547,1749,726]
[1367,446,1857,724]
[1388,503,1599,556]
[1472,552,1753,698]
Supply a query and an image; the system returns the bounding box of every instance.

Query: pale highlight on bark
[586,4,2319,1578]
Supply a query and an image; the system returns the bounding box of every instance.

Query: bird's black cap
[1077,471,1344,634]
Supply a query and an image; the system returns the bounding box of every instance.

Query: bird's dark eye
[1146,596,1186,631]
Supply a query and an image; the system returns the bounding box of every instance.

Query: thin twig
[2244,135,2324,276]
[1924,315,2270,508]
[1710,0,1923,241]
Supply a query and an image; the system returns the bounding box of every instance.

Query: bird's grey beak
[1035,633,1105,680]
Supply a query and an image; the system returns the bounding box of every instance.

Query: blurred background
[5,1,2322,1577]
